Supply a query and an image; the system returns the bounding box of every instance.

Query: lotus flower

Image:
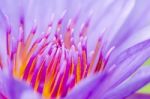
[0,0,150,99]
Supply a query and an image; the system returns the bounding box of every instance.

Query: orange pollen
[1,11,114,98]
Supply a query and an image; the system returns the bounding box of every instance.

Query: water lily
[0,0,150,99]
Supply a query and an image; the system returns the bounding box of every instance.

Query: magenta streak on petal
[6,26,11,56]
[23,55,35,80]
[30,55,44,88]
[0,92,7,99]
[61,57,72,97]
[128,93,150,99]
[37,63,46,93]
[19,16,25,42]
[50,50,63,96]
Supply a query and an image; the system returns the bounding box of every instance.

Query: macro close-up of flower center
[4,10,112,98]
[1,0,150,99]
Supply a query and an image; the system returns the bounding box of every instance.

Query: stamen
[2,10,113,98]
[6,26,11,57]
[55,10,67,36]
[19,16,25,42]
[88,36,102,74]
[0,54,2,68]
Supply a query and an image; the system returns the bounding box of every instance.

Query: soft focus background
[139,59,150,93]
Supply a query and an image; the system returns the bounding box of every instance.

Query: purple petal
[65,72,106,99]
[108,0,150,49]
[110,26,150,64]
[90,46,150,98]
[102,66,150,98]
[87,0,135,52]
[21,90,41,99]
[107,39,150,68]
[7,77,31,99]
[0,70,40,99]
[128,93,150,99]
[0,70,8,99]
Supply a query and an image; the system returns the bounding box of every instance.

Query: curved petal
[66,72,106,99]
[7,77,31,99]
[87,0,135,52]
[107,39,150,68]
[102,66,150,99]
[110,25,150,63]
[0,70,39,99]
[106,47,150,90]
[108,0,150,49]
[90,46,150,98]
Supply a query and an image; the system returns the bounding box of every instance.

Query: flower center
[0,11,114,98]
